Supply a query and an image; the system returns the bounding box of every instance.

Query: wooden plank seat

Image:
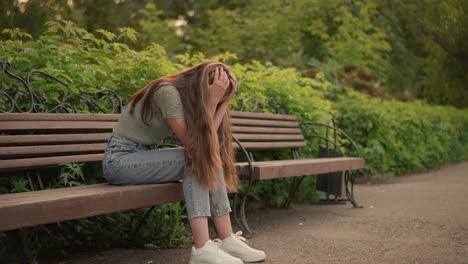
[236,157,365,181]
[0,182,184,232]
[0,111,365,234]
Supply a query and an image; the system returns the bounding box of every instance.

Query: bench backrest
[0,111,305,172]
[230,111,305,149]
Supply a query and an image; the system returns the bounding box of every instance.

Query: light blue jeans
[102,135,232,221]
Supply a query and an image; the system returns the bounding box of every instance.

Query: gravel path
[54,161,468,264]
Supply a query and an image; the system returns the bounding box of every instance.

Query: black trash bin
[315,144,345,202]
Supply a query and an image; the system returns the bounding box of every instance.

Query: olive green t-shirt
[113,84,184,145]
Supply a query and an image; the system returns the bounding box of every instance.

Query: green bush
[333,88,468,176]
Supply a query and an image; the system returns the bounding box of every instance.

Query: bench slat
[231,118,299,128]
[0,143,107,158]
[0,113,120,121]
[229,111,298,121]
[240,141,306,149]
[1,134,305,146]
[0,133,112,145]
[0,121,116,131]
[0,154,104,171]
[0,141,307,160]
[0,183,184,232]
[0,133,305,147]
[236,157,365,180]
[2,121,301,132]
[233,133,304,141]
[0,143,313,171]
[3,124,302,134]
[232,126,302,134]
[1,112,296,122]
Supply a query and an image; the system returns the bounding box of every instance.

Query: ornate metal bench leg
[36,170,44,190]
[344,171,363,208]
[282,175,306,209]
[25,170,45,191]
[26,171,35,191]
[281,149,306,209]
[231,136,256,234]
[232,192,244,231]
[130,206,157,239]
[239,179,256,234]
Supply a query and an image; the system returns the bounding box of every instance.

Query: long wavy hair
[125,61,240,193]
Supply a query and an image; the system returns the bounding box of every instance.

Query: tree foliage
[1,0,466,107]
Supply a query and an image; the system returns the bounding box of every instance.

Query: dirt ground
[53,161,468,264]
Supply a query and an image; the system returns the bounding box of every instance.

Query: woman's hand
[220,71,237,103]
[208,67,230,106]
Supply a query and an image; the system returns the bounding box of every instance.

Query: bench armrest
[232,135,254,175]
[299,120,361,158]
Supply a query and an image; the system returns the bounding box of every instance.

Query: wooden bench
[0,62,365,235]
[0,112,365,234]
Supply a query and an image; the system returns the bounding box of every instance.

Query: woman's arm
[167,100,228,148]
[212,101,229,131]
[168,67,237,146]
[166,117,191,148]
[167,102,226,148]
[209,67,238,131]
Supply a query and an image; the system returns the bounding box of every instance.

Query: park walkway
[57,161,468,264]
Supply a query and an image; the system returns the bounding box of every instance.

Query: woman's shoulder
[153,82,184,118]
[155,82,180,97]
[156,82,179,93]
[154,83,181,104]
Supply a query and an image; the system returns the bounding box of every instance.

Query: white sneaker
[216,231,266,262]
[190,239,243,264]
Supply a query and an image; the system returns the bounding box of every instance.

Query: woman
[102,61,266,264]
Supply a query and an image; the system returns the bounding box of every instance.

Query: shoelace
[211,239,223,247]
[208,239,228,255]
[233,231,249,244]
[213,231,249,245]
